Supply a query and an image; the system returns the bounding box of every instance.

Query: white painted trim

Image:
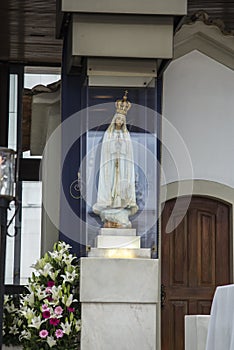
[161,179,234,205]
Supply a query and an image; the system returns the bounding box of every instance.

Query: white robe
[93,113,138,225]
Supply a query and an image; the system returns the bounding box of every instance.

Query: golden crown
[115,90,131,116]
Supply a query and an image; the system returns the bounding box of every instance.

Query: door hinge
[161,284,166,308]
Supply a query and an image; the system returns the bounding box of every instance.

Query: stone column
[80,229,159,350]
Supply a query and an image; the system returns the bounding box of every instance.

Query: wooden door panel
[161,196,231,350]
[197,211,216,286]
[170,216,188,286]
[197,300,212,314]
[170,301,188,350]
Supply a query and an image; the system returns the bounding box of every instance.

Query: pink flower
[50,318,60,326]
[42,304,49,312]
[47,296,53,302]
[47,281,55,287]
[55,329,64,338]
[39,329,49,338]
[42,310,51,319]
[55,306,63,315]
[67,307,75,313]
[46,287,52,294]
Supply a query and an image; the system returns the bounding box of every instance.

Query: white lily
[50,250,63,261]
[62,293,77,307]
[63,254,76,265]
[36,287,48,300]
[48,270,57,280]
[28,315,45,329]
[20,307,35,321]
[23,292,35,306]
[61,270,78,283]
[31,259,43,270]
[51,285,62,300]
[61,320,72,335]
[38,262,53,277]
[9,324,18,335]
[59,241,71,251]
[47,336,57,348]
[19,329,31,340]
[5,301,16,313]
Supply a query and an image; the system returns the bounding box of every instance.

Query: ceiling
[0,0,233,67]
[0,0,62,66]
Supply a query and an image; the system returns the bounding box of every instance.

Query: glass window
[20,181,42,284]
[5,68,61,284]
[5,202,16,284]
[5,74,18,284]
[5,182,42,284]
[8,74,18,151]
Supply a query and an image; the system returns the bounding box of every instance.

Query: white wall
[162,50,234,188]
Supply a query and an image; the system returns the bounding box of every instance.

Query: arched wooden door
[161,196,231,350]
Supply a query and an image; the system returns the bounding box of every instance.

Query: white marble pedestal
[185,315,210,350]
[80,229,159,350]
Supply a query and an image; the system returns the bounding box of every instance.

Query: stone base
[90,227,147,256]
[99,228,136,236]
[80,258,159,302]
[81,303,157,350]
[95,235,141,249]
[88,247,151,258]
[80,258,159,350]
[185,315,210,350]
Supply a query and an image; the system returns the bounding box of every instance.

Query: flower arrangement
[19,241,81,350]
[3,294,24,347]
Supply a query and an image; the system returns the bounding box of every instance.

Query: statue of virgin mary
[93,92,138,228]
